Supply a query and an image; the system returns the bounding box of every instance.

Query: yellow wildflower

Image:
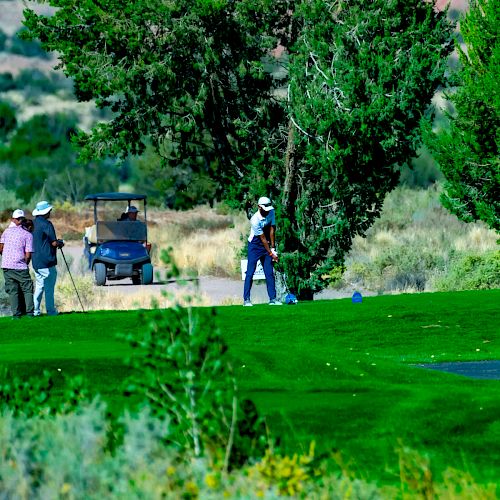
[60,483,72,494]
[204,473,218,489]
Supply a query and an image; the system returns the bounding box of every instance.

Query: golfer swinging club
[243,196,281,306]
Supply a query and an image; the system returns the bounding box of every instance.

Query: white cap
[258,196,274,212]
[12,209,25,219]
[126,205,139,213]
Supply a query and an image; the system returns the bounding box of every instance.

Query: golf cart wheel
[141,263,153,285]
[94,263,107,286]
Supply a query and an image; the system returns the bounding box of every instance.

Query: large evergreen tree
[24,0,454,298]
[424,0,499,232]
[271,0,454,298]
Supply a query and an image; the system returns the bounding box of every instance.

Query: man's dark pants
[2,269,34,317]
[243,237,276,302]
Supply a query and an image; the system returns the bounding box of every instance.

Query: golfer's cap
[32,201,53,216]
[258,196,274,212]
[12,209,25,219]
[126,205,139,213]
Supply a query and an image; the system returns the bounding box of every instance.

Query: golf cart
[83,192,153,286]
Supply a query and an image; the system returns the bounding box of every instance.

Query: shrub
[15,68,59,94]
[0,28,7,51]
[431,251,500,291]
[0,186,23,214]
[0,407,495,498]
[0,370,91,417]
[0,101,17,140]
[0,72,15,92]
[10,28,51,59]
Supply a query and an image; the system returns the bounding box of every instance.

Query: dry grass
[148,206,248,278]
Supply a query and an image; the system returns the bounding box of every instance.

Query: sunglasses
[261,203,272,207]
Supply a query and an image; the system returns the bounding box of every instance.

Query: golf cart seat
[85,225,97,244]
[96,221,147,242]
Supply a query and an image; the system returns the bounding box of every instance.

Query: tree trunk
[282,119,296,216]
[297,289,314,301]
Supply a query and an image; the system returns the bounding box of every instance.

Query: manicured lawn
[1,289,499,485]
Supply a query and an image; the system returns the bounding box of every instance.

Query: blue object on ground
[352,291,363,303]
[285,293,298,305]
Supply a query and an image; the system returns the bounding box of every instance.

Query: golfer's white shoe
[268,300,282,306]
[243,300,253,307]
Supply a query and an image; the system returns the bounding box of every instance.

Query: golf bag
[275,270,298,305]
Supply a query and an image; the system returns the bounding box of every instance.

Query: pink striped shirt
[0,224,33,270]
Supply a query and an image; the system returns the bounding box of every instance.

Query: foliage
[0,28,7,52]
[23,0,284,206]
[15,68,70,95]
[274,0,454,299]
[0,72,16,92]
[128,145,218,209]
[0,112,119,203]
[0,101,17,141]
[22,1,455,297]
[0,187,23,219]
[248,443,316,496]
[12,27,51,59]
[3,404,494,499]
[0,369,91,417]
[431,250,500,291]
[399,146,444,188]
[423,0,500,231]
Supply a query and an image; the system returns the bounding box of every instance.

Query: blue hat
[32,200,53,216]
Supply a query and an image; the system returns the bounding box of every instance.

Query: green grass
[1,289,499,485]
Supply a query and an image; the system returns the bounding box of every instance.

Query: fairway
[1,289,499,485]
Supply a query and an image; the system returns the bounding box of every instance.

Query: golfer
[243,196,281,306]
[32,201,64,316]
[0,209,34,319]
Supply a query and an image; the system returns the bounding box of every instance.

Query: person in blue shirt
[32,201,64,316]
[243,196,281,306]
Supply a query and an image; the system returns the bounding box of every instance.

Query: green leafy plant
[0,369,91,417]
[431,250,500,291]
[121,249,266,470]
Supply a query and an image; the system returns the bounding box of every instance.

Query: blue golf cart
[83,192,153,286]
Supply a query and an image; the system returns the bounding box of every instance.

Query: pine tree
[273,0,454,298]
[424,0,500,231]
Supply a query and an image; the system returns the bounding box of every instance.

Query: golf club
[59,245,86,313]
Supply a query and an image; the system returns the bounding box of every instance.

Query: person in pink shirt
[0,209,34,319]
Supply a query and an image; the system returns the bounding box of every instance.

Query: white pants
[34,267,58,316]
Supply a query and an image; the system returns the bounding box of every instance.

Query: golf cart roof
[84,192,147,202]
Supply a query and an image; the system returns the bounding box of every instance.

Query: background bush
[431,250,500,292]
[10,28,51,59]
[341,185,499,292]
